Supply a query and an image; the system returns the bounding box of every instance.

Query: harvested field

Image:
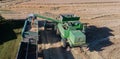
[0,0,120,59]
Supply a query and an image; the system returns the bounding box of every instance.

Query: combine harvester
[35,14,86,47]
[16,14,87,59]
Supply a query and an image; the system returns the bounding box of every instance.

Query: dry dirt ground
[0,0,120,59]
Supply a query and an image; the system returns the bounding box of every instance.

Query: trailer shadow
[0,18,25,44]
[86,25,114,51]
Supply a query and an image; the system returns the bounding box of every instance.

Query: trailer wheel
[61,39,67,48]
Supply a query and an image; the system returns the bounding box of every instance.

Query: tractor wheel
[61,39,67,48]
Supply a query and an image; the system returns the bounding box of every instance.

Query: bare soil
[0,0,120,59]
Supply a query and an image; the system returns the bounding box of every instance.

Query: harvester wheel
[61,39,67,48]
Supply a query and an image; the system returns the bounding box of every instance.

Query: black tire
[61,39,67,48]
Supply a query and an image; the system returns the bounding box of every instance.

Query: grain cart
[35,14,86,47]
[17,14,38,59]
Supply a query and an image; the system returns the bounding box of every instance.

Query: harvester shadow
[86,25,114,51]
[0,17,25,44]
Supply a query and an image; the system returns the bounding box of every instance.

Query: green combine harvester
[35,14,86,47]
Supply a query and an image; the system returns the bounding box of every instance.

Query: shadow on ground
[0,15,25,44]
[86,25,114,51]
